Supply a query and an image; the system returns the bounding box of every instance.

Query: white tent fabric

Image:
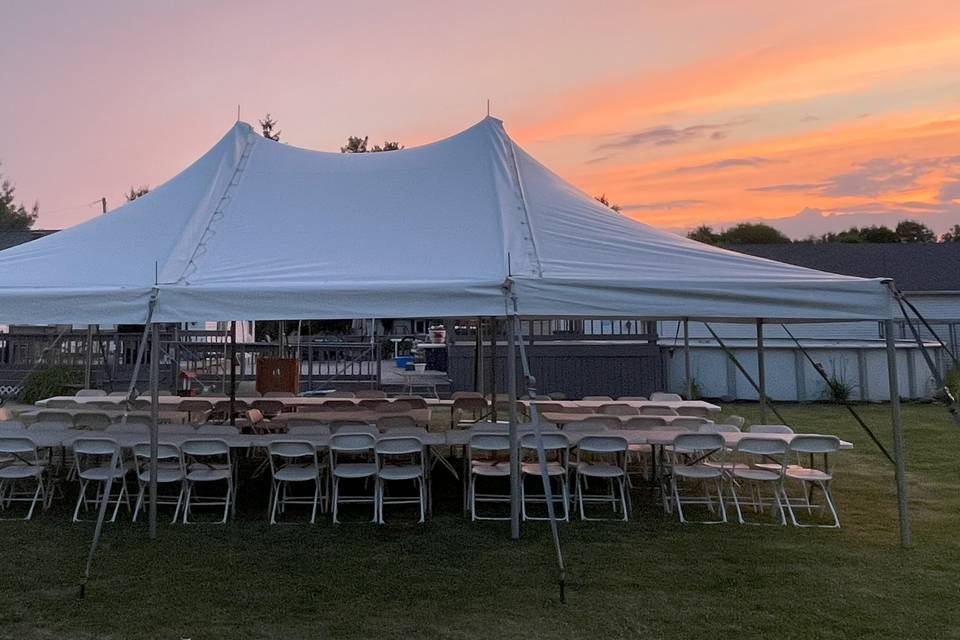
[0,117,892,324]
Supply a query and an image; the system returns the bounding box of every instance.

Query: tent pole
[489,318,498,422]
[507,315,520,539]
[884,319,912,548]
[83,325,95,389]
[474,317,484,393]
[148,322,159,539]
[683,318,692,399]
[229,320,237,426]
[757,319,766,423]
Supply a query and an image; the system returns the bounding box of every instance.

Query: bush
[17,366,81,404]
[944,366,960,401]
[824,375,853,403]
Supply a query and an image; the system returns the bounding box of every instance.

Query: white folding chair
[666,432,727,524]
[268,440,324,524]
[287,425,331,437]
[71,437,129,522]
[573,435,629,521]
[598,404,639,416]
[74,412,113,431]
[676,406,711,418]
[375,436,426,524]
[196,424,240,436]
[131,442,186,523]
[76,389,108,397]
[669,417,711,430]
[329,432,377,524]
[0,436,48,519]
[466,433,511,521]
[730,437,788,525]
[520,432,570,522]
[650,392,682,401]
[105,422,149,436]
[181,439,234,524]
[640,405,679,416]
[783,435,841,528]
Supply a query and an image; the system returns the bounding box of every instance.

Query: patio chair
[748,424,794,434]
[287,425,331,437]
[177,399,214,425]
[0,421,26,431]
[329,432,377,524]
[650,392,683,401]
[669,417,711,430]
[598,403,639,416]
[0,436,48,519]
[520,432,570,522]
[375,436,427,524]
[159,424,198,435]
[268,440,325,524]
[467,433,511,521]
[131,442,186,523]
[34,410,73,425]
[251,400,285,419]
[196,424,240,436]
[323,400,360,411]
[624,415,668,429]
[582,395,613,401]
[359,399,390,410]
[451,393,488,429]
[665,432,727,524]
[181,439,235,524]
[783,435,841,528]
[729,437,789,526]
[105,422,149,436]
[393,396,428,409]
[45,399,78,409]
[676,406,711,418]
[72,438,130,522]
[723,415,746,429]
[573,435,629,521]
[617,396,647,401]
[355,390,387,399]
[331,422,378,435]
[580,415,622,431]
[209,400,249,423]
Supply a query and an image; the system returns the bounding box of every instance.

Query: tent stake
[884,319,912,548]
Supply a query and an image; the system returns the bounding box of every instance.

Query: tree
[819,225,898,243]
[594,194,622,212]
[895,219,935,243]
[0,165,38,231]
[125,185,150,202]
[719,222,790,244]
[940,224,960,242]
[260,114,280,141]
[340,136,403,153]
[687,225,720,245]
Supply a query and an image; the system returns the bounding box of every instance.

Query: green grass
[1,403,958,639]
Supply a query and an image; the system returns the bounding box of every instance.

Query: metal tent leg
[884,319,911,548]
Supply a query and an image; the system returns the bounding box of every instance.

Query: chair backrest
[245,408,265,425]
[617,396,647,401]
[325,391,356,398]
[197,424,240,436]
[115,414,153,427]
[376,415,417,430]
[468,432,510,453]
[76,389,108,397]
[73,437,120,457]
[748,424,794,434]
[581,415,622,430]
[283,417,329,429]
[640,405,679,416]
[324,400,359,411]
[359,399,390,410]
[35,410,73,423]
[577,435,628,454]
[105,422,149,435]
[698,422,740,433]
[251,400,284,417]
[287,425,331,436]
[676,406,710,418]
[451,391,484,401]
[332,422,378,435]
[520,432,569,452]
[159,423,197,434]
[177,399,214,413]
[582,395,614,401]
[669,417,711,430]
[623,415,668,430]
[532,402,565,414]
[788,435,840,455]
[393,396,428,409]
[598,404,639,416]
[181,438,231,460]
[355,390,387,399]
[329,432,376,452]
[469,421,508,433]
[46,399,78,409]
[375,435,424,456]
[131,399,153,411]
[452,396,488,412]
[736,436,789,457]
[650,392,683,402]
[268,440,317,464]
[212,399,249,413]
[73,412,113,430]
[562,421,608,435]
[723,415,746,428]
[108,391,130,397]
[0,420,26,431]
[672,432,725,455]
[28,421,71,432]
[377,425,428,437]
[0,436,39,462]
[132,442,183,467]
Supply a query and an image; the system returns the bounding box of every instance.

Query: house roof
[0,230,58,251]
[725,243,960,292]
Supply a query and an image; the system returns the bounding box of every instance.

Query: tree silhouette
[260,114,280,141]
[687,225,720,245]
[594,194,622,212]
[340,136,403,153]
[718,222,790,244]
[941,224,960,242]
[895,219,936,243]
[125,185,150,202]
[0,165,38,231]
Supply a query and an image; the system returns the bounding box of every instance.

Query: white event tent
[0,117,909,547]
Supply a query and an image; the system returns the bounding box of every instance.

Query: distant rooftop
[726,243,960,292]
[0,230,58,251]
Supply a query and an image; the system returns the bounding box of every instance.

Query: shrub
[824,375,853,403]
[18,366,81,404]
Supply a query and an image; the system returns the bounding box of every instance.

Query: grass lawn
[0,403,958,639]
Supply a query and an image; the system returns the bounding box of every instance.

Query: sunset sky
[2,0,959,236]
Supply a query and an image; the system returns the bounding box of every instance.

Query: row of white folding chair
[466,432,630,522]
[664,432,841,527]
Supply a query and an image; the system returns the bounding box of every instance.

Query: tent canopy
[0,117,892,324]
